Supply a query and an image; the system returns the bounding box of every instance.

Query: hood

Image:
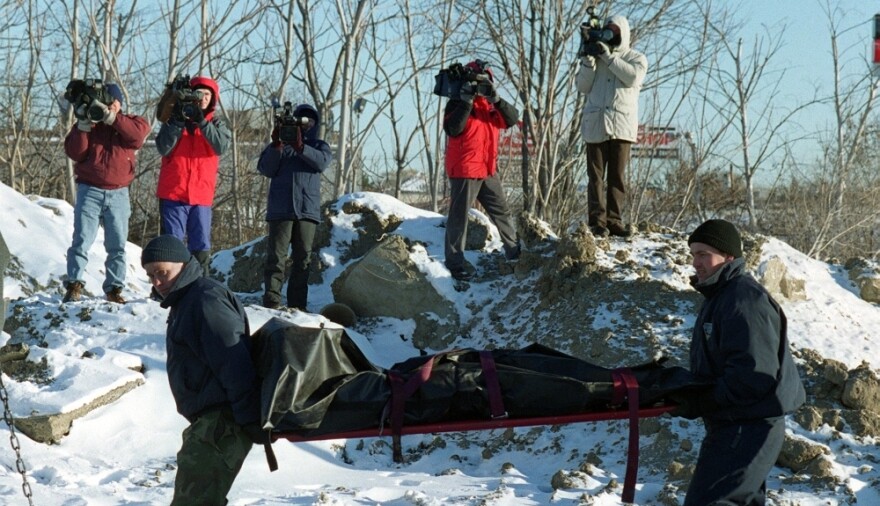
[189,76,220,113]
[605,14,632,51]
[294,103,321,139]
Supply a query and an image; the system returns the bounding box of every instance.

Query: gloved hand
[291,126,304,153]
[458,82,476,103]
[242,423,272,445]
[667,388,718,420]
[101,104,117,126]
[483,82,500,103]
[271,126,281,147]
[594,41,610,58]
[188,105,205,125]
[580,55,595,68]
[76,119,93,132]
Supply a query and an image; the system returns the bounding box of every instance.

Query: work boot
[607,223,633,238]
[63,281,83,302]
[106,287,126,304]
[590,225,609,238]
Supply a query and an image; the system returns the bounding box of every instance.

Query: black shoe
[262,300,281,310]
[449,264,475,281]
[607,223,632,237]
[590,225,609,238]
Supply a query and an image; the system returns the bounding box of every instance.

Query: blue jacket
[258,104,333,222]
[160,258,260,425]
[690,258,805,422]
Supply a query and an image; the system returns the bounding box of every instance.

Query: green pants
[171,409,253,506]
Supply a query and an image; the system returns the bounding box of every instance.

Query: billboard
[632,125,681,159]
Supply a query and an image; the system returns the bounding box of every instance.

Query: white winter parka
[576,15,647,144]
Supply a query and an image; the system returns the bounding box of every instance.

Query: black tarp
[252,318,709,435]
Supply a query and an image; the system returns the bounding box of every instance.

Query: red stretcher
[273,367,675,504]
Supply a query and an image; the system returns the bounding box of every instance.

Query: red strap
[478,351,507,419]
[611,368,640,504]
[388,354,438,462]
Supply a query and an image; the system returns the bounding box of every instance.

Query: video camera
[578,6,615,57]
[64,79,115,122]
[433,60,493,99]
[169,74,204,120]
[274,101,310,143]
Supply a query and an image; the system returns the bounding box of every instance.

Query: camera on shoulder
[274,102,310,143]
[64,79,114,122]
[433,61,493,99]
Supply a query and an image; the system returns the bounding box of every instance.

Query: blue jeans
[66,184,131,293]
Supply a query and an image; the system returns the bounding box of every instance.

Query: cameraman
[576,14,647,238]
[257,103,332,310]
[63,82,150,303]
[155,76,231,276]
[443,60,521,282]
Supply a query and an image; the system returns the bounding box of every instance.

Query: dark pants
[444,175,518,269]
[585,140,631,228]
[171,409,252,506]
[685,417,785,506]
[263,219,317,310]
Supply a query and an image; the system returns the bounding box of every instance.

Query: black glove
[483,82,500,103]
[188,105,205,125]
[667,388,718,420]
[292,126,304,153]
[242,423,272,445]
[458,82,476,103]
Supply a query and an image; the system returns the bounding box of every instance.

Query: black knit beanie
[141,235,192,266]
[688,219,743,258]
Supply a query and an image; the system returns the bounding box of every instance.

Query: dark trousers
[685,416,785,506]
[171,409,252,506]
[263,219,317,310]
[585,140,631,228]
[445,175,518,269]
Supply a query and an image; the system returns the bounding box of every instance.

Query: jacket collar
[690,257,745,298]
[160,258,205,308]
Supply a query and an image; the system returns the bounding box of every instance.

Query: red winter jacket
[64,113,150,189]
[445,97,513,179]
[156,76,225,205]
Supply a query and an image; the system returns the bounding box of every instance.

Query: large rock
[331,234,459,350]
[759,256,807,301]
[844,257,880,303]
[841,365,880,412]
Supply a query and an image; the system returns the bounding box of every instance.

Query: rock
[823,359,849,386]
[319,302,357,327]
[759,256,807,301]
[331,235,459,350]
[777,435,828,472]
[841,365,880,411]
[15,377,144,444]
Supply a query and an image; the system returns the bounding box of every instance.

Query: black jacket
[690,258,805,421]
[160,258,260,425]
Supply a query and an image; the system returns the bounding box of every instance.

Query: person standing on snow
[670,219,805,505]
[443,59,521,281]
[257,103,333,311]
[155,76,232,276]
[62,82,150,303]
[141,235,274,505]
[575,14,647,238]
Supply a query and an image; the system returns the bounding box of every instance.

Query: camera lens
[87,102,105,122]
[182,103,198,118]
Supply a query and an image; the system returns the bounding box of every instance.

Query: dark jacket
[257,104,332,222]
[155,76,231,205]
[63,113,151,189]
[160,258,260,426]
[443,96,518,179]
[690,258,805,422]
